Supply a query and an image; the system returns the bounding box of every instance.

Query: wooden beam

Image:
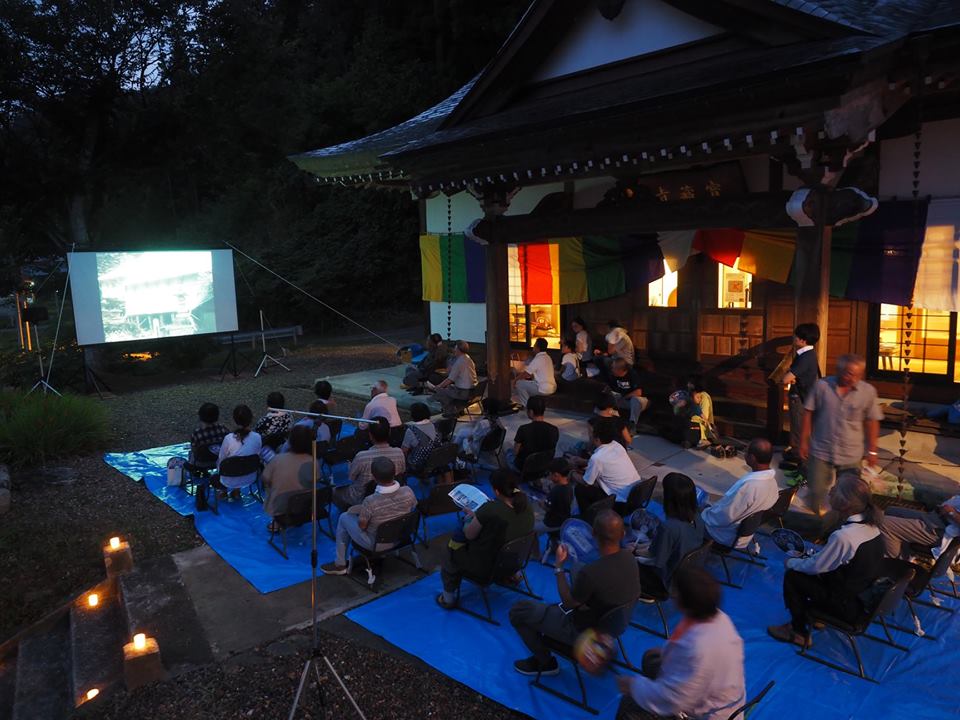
[471,192,795,243]
[794,188,831,375]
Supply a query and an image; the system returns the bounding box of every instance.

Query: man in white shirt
[701,438,779,549]
[513,338,557,407]
[573,420,640,511]
[430,340,478,417]
[361,380,402,428]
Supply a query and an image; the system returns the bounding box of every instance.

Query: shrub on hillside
[0,392,110,468]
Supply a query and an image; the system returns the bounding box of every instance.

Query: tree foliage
[0,0,528,323]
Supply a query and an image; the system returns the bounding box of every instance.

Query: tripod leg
[288,660,312,720]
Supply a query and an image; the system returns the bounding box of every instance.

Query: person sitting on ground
[263,425,315,518]
[401,402,439,474]
[506,395,559,472]
[312,379,336,411]
[436,470,534,609]
[536,458,574,534]
[686,376,717,448]
[333,418,406,511]
[559,336,581,383]
[588,394,632,449]
[216,404,263,496]
[509,509,641,676]
[616,567,745,720]
[635,473,706,597]
[361,380,402,428]
[402,333,448,393]
[429,339,478,418]
[513,337,558,407]
[701,438,778,550]
[879,491,960,560]
[321,457,418,575]
[767,473,885,648]
[572,420,641,511]
[600,358,649,432]
[594,319,635,366]
[254,391,293,453]
[571,317,593,362]
[452,397,503,460]
[189,402,229,469]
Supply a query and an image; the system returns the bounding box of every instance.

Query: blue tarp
[104,437,488,593]
[346,535,960,720]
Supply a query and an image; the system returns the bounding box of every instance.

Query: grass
[0,392,110,469]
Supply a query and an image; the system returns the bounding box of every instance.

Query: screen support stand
[27,325,61,396]
[82,347,111,399]
[219,333,247,381]
[255,309,290,377]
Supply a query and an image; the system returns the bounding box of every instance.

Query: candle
[86,688,99,700]
[87,593,99,608]
[109,537,121,550]
[133,633,146,651]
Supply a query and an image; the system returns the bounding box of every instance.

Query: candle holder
[122,633,165,690]
[103,537,133,577]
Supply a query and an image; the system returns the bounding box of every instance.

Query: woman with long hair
[636,473,705,596]
[767,471,884,648]
[437,469,534,609]
[215,404,263,496]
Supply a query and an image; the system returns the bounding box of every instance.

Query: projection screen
[67,250,239,346]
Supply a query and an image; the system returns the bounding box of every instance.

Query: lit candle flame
[88,593,99,608]
[133,633,146,650]
[86,688,99,700]
[109,537,121,550]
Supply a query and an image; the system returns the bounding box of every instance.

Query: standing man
[800,354,883,515]
[513,337,557,408]
[429,340,478,418]
[781,323,820,464]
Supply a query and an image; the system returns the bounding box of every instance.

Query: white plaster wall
[879,118,960,199]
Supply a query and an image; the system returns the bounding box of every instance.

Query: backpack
[408,424,442,472]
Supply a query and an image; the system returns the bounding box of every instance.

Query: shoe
[320,562,348,575]
[436,593,458,610]
[767,623,812,649]
[513,656,560,676]
[637,594,657,605]
[266,521,279,533]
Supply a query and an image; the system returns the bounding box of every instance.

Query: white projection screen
[67,250,239,346]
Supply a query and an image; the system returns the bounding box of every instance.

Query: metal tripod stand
[255,309,290,377]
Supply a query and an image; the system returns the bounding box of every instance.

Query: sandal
[767,623,812,649]
[435,593,458,610]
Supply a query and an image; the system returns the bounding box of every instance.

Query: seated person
[665,388,702,448]
[701,438,778,549]
[536,458,574,534]
[505,395,559,471]
[879,492,960,560]
[312,379,336,412]
[452,397,503,459]
[559,337,581,382]
[600,358,649,431]
[189,402,229,469]
[321,457,418,575]
[282,399,332,453]
[429,340,479,418]
[402,333,448,392]
[616,567,745,720]
[216,404,263,495]
[925,396,960,424]
[588,394,632,448]
[333,418,406,511]
[436,471,534,609]
[573,421,640,511]
[262,425,315,518]
[767,474,884,648]
[687,376,717,448]
[361,380,402,428]
[254,391,293,457]
[513,337,558,407]
[594,320,635,366]
[401,402,439,474]
[509,510,641,676]
[635,473,706,597]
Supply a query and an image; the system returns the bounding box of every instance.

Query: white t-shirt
[583,441,640,500]
[528,351,557,394]
[362,392,402,427]
[217,430,263,489]
[560,352,580,381]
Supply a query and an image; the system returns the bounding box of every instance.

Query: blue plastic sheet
[347,534,960,720]
[104,433,489,594]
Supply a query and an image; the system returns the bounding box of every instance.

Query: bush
[0,392,110,468]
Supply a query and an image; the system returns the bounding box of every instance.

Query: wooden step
[69,579,124,708]
[12,616,71,720]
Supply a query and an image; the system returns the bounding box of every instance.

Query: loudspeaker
[22,306,49,323]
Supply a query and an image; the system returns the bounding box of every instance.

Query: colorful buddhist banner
[738,230,796,284]
[419,233,485,302]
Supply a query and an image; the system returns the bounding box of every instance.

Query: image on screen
[68,250,239,346]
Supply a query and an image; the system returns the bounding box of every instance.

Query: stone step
[12,615,71,720]
[0,650,16,720]
[119,555,214,677]
[69,579,124,708]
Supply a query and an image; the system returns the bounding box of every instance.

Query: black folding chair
[218,454,264,503]
[350,510,424,591]
[582,494,616,526]
[631,539,713,639]
[182,443,219,496]
[615,475,658,516]
[799,567,915,682]
[261,430,288,452]
[882,536,960,641]
[325,418,343,443]
[454,533,541,625]
[434,416,458,442]
[709,511,767,589]
[762,486,800,529]
[321,434,364,479]
[519,449,554,485]
[414,442,461,488]
[452,379,488,418]
[388,424,407,448]
[533,600,638,715]
[416,483,461,548]
[267,485,335,558]
[727,680,775,720]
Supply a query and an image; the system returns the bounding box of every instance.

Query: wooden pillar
[794,189,832,375]
[483,211,512,402]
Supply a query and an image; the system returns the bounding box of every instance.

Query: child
[687,376,718,448]
[189,402,229,468]
[537,457,574,533]
[559,337,581,382]
[453,397,503,459]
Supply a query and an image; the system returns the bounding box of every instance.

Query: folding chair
[350,510,424,591]
[434,416,457,442]
[325,418,343,443]
[416,483,461,548]
[454,533,541,625]
[614,475,658,516]
[582,494,616,525]
[414,442,461,490]
[799,566,915,682]
[453,379,488,418]
[473,424,506,468]
[761,485,800,529]
[388,424,407,448]
[518,449,554,486]
[727,680,775,720]
[218,454,264,503]
[882,536,960,640]
[321,434,363,480]
[631,539,713,639]
[709,511,766,589]
[182,443,219,496]
[267,485,335,558]
[533,600,638,714]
